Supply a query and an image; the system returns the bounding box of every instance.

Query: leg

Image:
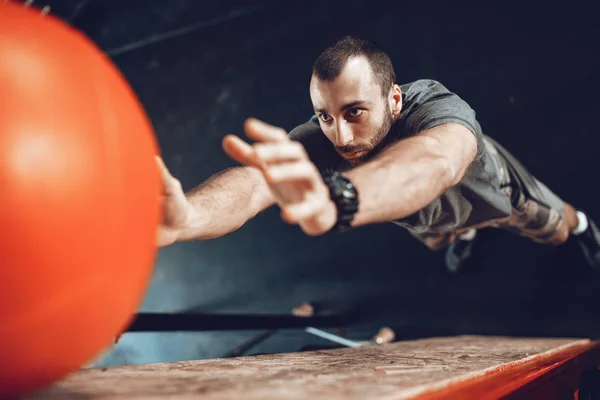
[421,232,458,251]
[496,185,567,246]
[444,229,478,274]
[413,227,480,251]
[568,204,600,269]
[540,202,574,246]
[545,201,580,245]
[481,135,598,268]
[498,181,600,269]
[536,202,579,245]
[410,229,478,274]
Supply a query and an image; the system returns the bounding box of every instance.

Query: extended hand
[223,118,337,236]
[155,156,195,247]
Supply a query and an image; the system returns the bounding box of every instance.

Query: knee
[423,233,457,251]
[548,223,570,245]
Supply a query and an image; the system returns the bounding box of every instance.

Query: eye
[348,108,363,117]
[319,113,332,122]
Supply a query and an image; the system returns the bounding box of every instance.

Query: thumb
[155,156,183,196]
[244,118,289,143]
[155,156,174,181]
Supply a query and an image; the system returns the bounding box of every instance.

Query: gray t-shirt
[288,79,513,235]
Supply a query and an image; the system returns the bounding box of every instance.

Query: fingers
[244,118,289,143]
[281,196,327,224]
[254,142,314,185]
[224,133,316,185]
[254,141,306,163]
[264,162,319,185]
[155,156,172,181]
[222,134,261,168]
[224,119,300,167]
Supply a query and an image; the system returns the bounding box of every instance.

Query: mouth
[343,150,367,160]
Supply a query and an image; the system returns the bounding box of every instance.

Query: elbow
[424,139,462,189]
[438,155,461,187]
[423,135,466,188]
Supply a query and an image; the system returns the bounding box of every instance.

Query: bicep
[416,122,478,184]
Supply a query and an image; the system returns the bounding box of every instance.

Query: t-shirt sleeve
[402,79,485,160]
[288,116,341,171]
[393,80,488,232]
[288,115,321,141]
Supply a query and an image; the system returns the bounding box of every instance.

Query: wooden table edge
[405,338,600,400]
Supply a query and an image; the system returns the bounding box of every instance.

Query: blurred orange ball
[0,2,161,397]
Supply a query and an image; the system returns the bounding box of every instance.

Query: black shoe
[574,211,600,271]
[445,235,475,274]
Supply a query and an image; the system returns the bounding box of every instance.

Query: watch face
[327,172,357,198]
[342,188,354,198]
[331,174,356,199]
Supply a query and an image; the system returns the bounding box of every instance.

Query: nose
[334,120,353,147]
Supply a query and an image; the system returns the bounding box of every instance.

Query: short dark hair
[312,36,396,96]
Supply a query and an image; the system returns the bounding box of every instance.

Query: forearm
[177,167,273,241]
[345,135,462,227]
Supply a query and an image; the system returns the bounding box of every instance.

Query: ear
[389,84,402,117]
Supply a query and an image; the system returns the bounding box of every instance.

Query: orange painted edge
[413,339,600,400]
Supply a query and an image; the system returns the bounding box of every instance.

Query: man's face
[310,56,398,164]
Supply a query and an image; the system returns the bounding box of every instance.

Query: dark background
[42,0,600,366]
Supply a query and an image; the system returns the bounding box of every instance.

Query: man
[157,36,600,272]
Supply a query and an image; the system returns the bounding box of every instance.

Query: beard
[336,109,398,165]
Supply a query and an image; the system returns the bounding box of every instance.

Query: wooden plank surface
[29,335,596,400]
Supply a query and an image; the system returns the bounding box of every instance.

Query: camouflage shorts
[419,138,566,249]
[489,136,566,244]
[491,185,565,244]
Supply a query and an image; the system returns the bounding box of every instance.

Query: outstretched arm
[344,122,477,227]
[224,119,477,236]
[156,158,275,246]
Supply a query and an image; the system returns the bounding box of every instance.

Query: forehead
[310,57,381,108]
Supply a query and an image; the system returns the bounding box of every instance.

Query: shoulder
[288,115,321,141]
[400,78,447,92]
[400,79,455,105]
[399,78,476,120]
[398,79,485,159]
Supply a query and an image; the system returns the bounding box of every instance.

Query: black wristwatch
[321,170,359,232]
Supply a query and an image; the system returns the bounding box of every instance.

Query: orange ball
[0,2,161,398]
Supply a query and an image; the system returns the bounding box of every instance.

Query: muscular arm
[177,166,275,241]
[345,123,478,227]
